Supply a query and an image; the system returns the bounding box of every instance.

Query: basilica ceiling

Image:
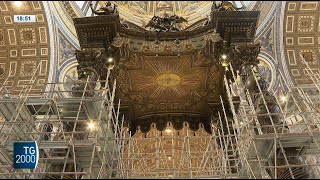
[117,52,223,120]
[0,1,50,96]
[283,1,320,86]
[90,1,254,28]
[0,1,319,101]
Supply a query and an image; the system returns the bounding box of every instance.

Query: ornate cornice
[213,11,260,43]
[112,32,220,55]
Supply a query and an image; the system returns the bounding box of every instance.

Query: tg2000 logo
[13,141,39,169]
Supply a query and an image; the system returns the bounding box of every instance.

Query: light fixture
[165,128,172,133]
[14,1,22,7]
[0,115,4,123]
[108,57,113,63]
[168,156,172,160]
[88,121,95,130]
[280,95,287,102]
[220,54,229,71]
[221,54,227,59]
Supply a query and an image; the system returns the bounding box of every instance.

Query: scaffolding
[0,66,120,179]
[0,58,320,179]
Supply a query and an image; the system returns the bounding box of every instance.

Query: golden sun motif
[130,55,205,100]
[156,73,181,87]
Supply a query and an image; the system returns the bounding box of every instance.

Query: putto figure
[90,1,118,15]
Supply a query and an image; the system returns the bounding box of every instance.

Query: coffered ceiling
[0,1,50,96]
[283,1,320,85]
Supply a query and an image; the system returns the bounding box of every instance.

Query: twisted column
[219,41,310,179]
[225,42,281,133]
[74,48,111,97]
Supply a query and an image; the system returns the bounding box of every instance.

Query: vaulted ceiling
[282,1,320,86]
[81,1,255,28]
[0,1,51,96]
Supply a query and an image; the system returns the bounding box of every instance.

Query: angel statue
[167,14,188,31]
[145,16,167,31]
[212,1,244,11]
[90,1,118,15]
[145,13,188,32]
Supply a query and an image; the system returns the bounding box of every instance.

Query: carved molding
[129,113,212,135]
[112,32,221,55]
